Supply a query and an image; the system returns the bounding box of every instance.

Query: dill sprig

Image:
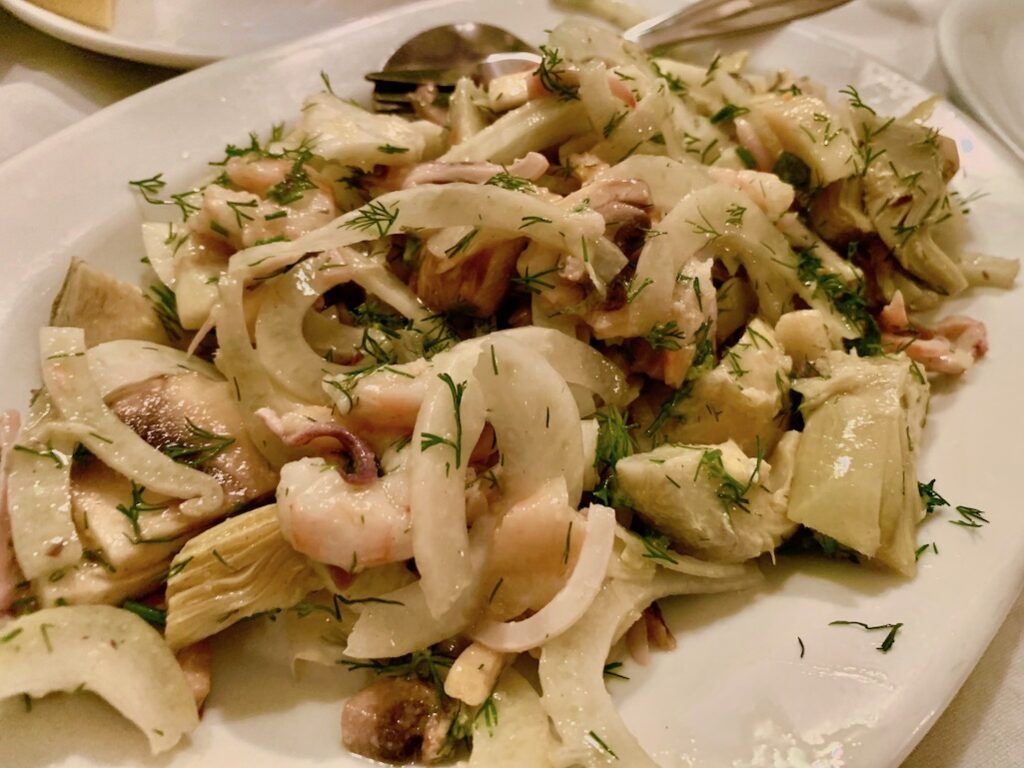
[594,406,634,472]
[644,320,685,351]
[13,444,67,468]
[116,481,168,542]
[340,649,454,702]
[444,228,480,259]
[710,104,750,125]
[640,532,678,564]
[644,320,714,440]
[829,620,903,652]
[603,661,630,680]
[918,479,948,514]
[161,419,235,468]
[535,46,579,101]
[341,199,400,238]
[694,442,762,514]
[147,283,185,343]
[725,203,746,226]
[795,247,881,355]
[839,85,876,115]
[625,276,654,304]
[511,265,560,294]
[129,173,201,219]
[419,373,467,470]
[950,505,989,528]
[266,153,317,205]
[122,600,166,628]
[587,731,619,759]
[485,171,535,192]
[591,406,635,509]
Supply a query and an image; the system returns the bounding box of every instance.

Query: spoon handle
[624,0,855,51]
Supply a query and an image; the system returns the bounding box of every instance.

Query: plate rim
[0,0,214,68]
[1,5,1023,765]
[937,0,1024,164]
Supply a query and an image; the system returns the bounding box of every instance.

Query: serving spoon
[368,0,854,111]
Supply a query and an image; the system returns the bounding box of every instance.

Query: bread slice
[28,0,114,30]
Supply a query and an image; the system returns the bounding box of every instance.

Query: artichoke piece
[774,309,841,377]
[810,177,874,244]
[164,504,321,649]
[616,432,800,563]
[748,94,855,187]
[299,93,444,169]
[50,258,170,346]
[861,116,968,295]
[659,319,792,456]
[788,351,929,575]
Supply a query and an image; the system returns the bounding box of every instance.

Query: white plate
[0,0,411,69]
[0,1,1023,766]
[938,0,1024,163]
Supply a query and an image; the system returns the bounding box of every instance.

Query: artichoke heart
[788,351,929,575]
[164,504,320,649]
[616,432,800,563]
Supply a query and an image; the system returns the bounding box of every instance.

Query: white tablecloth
[1,1,1021,765]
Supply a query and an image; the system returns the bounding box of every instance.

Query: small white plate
[0,0,411,69]
[938,0,1024,163]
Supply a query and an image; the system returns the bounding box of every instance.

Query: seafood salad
[0,17,1017,768]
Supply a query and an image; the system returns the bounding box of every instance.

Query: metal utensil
[368,0,855,110]
[368,23,538,111]
[625,0,855,50]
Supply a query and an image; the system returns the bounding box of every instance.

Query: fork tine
[625,0,855,49]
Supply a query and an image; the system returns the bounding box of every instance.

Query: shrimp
[276,454,412,572]
[224,156,292,196]
[194,183,337,250]
[398,152,549,189]
[880,290,988,375]
[481,478,584,622]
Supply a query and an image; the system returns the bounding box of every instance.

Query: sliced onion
[491,327,630,408]
[228,183,607,283]
[254,253,361,404]
[212,274,300,467]
[538,563,763,767]
[0,605,198,754]
[409,344,487,618]
[6,396,80,580]
[438,99,587,164]
[471,504,616,653]
[478,336,585,506]
[86,340,222,396]
[140,221,179,288]
[40,327,223,517]
[345,516,495,659]
[467,668,556,767]
[254,249,432,405]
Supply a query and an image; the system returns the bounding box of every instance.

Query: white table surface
[0,1,1021,765]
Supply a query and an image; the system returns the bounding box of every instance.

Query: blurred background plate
[938,0,1024,162]
[0,0,411,68]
